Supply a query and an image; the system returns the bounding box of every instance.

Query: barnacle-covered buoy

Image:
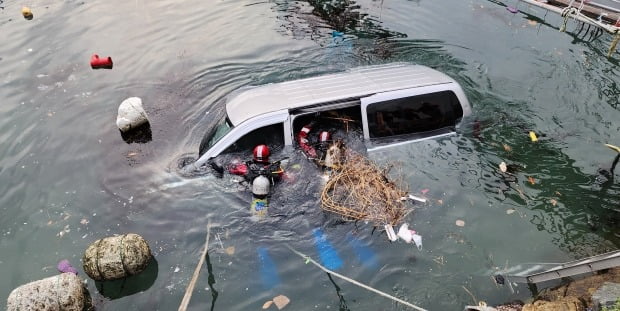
[82,233,152,281]
[7,273,89,311]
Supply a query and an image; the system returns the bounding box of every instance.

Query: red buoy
[90,54,113,69]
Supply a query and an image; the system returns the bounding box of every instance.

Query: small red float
[90,54,113,69]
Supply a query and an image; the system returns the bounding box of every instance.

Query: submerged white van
[190,63,471,170]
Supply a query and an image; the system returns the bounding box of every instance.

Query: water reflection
[269,0,472,73]
[95,258,158,300]
[469,107,620,256]
[271,0,406,40]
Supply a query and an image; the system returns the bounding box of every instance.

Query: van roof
[226,63,458,126]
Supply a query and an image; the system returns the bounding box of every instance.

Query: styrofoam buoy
[7,273,89,311]
[82,233,152,281]
[116,97,149,133]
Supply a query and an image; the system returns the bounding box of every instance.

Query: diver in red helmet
[297,123,317,158]
[315,131,332,160]
[228,144,284,184]
[297,122,336,164]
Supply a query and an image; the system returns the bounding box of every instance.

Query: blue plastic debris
[257,246,280,289]
[312,228,343,270]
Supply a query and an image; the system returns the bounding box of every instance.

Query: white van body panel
[225,63,465,126]
[195,110,289,168]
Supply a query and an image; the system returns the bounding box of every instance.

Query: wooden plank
[548,0,620,24]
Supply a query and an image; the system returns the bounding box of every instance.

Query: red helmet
[253,144,270,163]
[318,131,331,143]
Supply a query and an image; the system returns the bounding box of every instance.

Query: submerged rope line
[286,245,428,311]
[178,220,212,311]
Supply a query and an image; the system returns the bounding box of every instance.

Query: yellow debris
[21,7,33,18]
[529,131,538,142]
[605,143,620,153]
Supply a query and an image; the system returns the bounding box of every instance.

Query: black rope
[95,239,105,280]
[119,234,131,275]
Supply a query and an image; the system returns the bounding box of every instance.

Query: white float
[116,97,149,133]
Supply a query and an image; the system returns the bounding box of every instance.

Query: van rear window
[366,91,463,138]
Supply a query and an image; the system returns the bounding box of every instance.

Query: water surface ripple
[1,0,619,310]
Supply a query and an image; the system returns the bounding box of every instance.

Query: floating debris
[456,219,466,227]
[321,150,409,226]
[225,246,235,256]
[605,143,620,153]
[499,162,508,173]
[21,7,33,19]
[57,259,78,275]
[385,225,397,241]
[272,295,290,310]
[116,97,152,143]
[90,54,113,69]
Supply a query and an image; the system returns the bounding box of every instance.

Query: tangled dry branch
[320,149,411,226]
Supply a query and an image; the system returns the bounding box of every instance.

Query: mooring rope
[609,32,620,57]
[561,0,578,32]
[286,245,428,311]
[558,0,616,34]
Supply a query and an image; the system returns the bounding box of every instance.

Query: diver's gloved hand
[208,159,224,178]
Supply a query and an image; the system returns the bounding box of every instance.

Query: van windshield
[204,116,233,150]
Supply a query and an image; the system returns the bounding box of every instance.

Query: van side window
[366,91,463,138]
[292,105,363,140]
[223,123,285,154]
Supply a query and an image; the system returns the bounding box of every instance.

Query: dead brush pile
[320,149,411,225]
